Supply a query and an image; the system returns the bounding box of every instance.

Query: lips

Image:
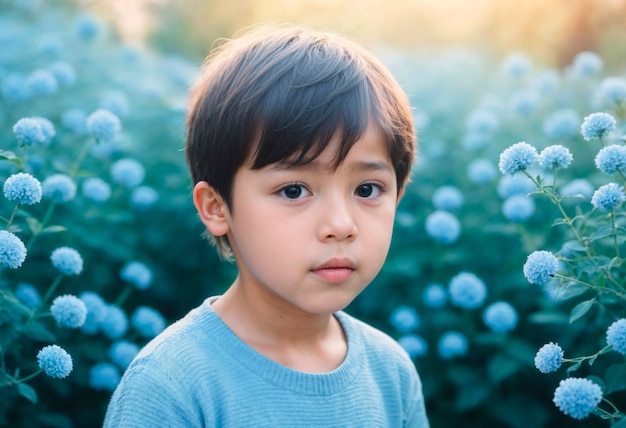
[311,258,356,283]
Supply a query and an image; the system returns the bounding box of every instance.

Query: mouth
[311,258,356,283]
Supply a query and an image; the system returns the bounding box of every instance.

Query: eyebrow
[267,159,394,175]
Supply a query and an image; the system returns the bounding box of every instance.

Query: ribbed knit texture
[103,297,429,427]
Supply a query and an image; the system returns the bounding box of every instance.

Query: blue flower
[120,261,153,290]
[110,158,145,188]
[131,306,166,338]
[523,250,559,285]
[425,210,461,244]
[26,70,58,97]
[509,90,539,116]
[534,342,564,373]
[79,291,107,335]
[437,331,469,359]
[100,91,129,117]
[88,362,121,391]
[461,132,490,151]
[560,179,594,199]
[398,334,428,359]
[13,117,46,145]
[580,112,616,141]
[50,246,83,276]
[482,301,518,333]
[61,108,87,135]
[130,186,159,209]
[81,177,112,204]
[467,159,496,184]
[42,174,77,203]
[100,304,129,340]
[0,230,27,269]
[572,51,603,76]
[31,117,55,146]
[109,340,140,369]
[3,172,42,205]
[50,294,87,328]
[543,109,581,140]
[422,283,447,308]
[553,378,602,420]
[37,345,73,379]
[449,272,487,309]
[1,74,31,103]
[498,142,539,176]
[49,62,76,86]
[15,283,41,309]
[532,69,560,94]
[502,195,535,223]
[606,318,626,355]
[86,109,121,142]
[389,305,420,332]
[591,182,625,210]
[539,145,573,169]
[501,52,532,78]
[597,77,626,105]
[432,186,464,211]
[594,145,626,174]
[74,13,102,41]
[497,174,535,199]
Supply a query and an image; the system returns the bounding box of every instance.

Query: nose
[318,195,358,242]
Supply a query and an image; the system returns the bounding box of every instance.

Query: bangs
[247,52,380,171]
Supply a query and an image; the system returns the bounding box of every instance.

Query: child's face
[225,122,400,316]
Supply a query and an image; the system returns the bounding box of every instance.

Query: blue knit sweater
[104,297,429,427]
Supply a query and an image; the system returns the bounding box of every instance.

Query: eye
[279,184,310,200]
[356,183,382,198]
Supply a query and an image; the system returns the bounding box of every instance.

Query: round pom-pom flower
[100,304,129,340]
[606,318,626,355]
[26,70,58,97]
[448,272,487,309]
[467,159,496,184]
[539,145,573,169]
[12,117,46,146]
[131,306,166,338]
[0,230,27,269]
[3,172,42,205]
[50,294,87,328]
[597,77,626,105]
[465,109,499,135]
[130,186,158,209]
[31,117,55,146]
[502,195,535,223]
[42,174,76,203]
[534,342,564,373]
[86,109,121,142]
[594,145,626,175]
[79,291,107,334]
[591,183,625,210]
[398,334,428,359]
[483,301,518,333]
[74,13,103,41]
[497,175,535,199]
[560,179,595,199]
[61,108,87,135]
[37,345,73,379]
[572,51,603,76]
[81,177,111,204]
[498,142,539,176]
[15,283,41,309]
[437,331,469,359]
[501,52,532,79]
[389,305,420,333]
[120,261,153,290]
[523,250,559,285]
[50,247,83,276]
[553,378,602,420]
[580,112,616,141]
[432,186,464,211]
[109,340,140,369]
[422,283,447,308]
[425,210,461,244]
[543,109,580,140]
[88,362,121,391]
[110,158,145,188]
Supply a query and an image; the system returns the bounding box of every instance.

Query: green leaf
[39,225,67,235]
[589,226,614,242]
[558,283,588,300]
[570,299,595,323]
[0,150,23,167]
[488,353,520,382]
[26,217,43,235]
[610,417,626,428]
[21,322,56,342]
[604,363,626,394]
[17,382,37,404]
[567,360,583,375]
[527,311,569,324]
[454,384,490,411]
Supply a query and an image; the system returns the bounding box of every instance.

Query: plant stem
[610,209,621,259]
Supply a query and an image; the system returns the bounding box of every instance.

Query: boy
[104,25,429,427]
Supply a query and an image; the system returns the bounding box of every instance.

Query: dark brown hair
[186,25,416,258]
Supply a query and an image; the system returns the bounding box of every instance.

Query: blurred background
[1,0,626,427]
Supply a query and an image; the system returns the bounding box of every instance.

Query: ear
[193,181,230,237]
